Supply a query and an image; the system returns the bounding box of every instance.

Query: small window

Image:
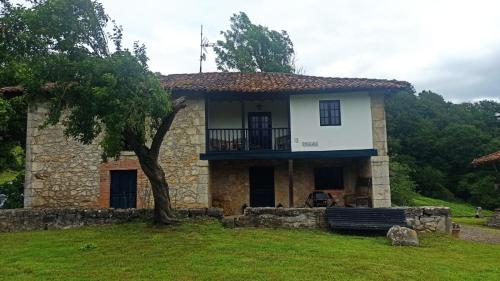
[319,100,341,126]
[314,167,344,190]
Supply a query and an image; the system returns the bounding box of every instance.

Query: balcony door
[248,112,272,150]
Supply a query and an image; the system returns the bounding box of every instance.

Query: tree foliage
[0,172,24,208]
[389,161,417,206]
[1,0,184,223]
[214,12,295,73]
[386,90,500,209]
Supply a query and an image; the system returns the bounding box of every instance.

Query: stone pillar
[370,94,388,156]
[23,104,35,208]
[370,94,391,207]
[371,156,391,207]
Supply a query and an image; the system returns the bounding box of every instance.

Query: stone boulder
[387,225,419,246]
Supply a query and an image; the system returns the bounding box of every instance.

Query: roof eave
[168,87,408,96]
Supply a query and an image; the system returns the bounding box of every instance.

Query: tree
[389,161,417,206]
[0,0,184,224]
[214,12,295,73]
[386,89,500,207]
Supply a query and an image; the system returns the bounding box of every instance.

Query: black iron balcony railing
[207,128,290,152]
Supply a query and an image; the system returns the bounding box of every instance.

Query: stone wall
[160,97,209,208]
[24,103,103,208]
[402,207,452,233]
[24,97,208,209]
[487,209,500,228]
[0,208,223,232]
[222,207,452,234]
[222,207,327,229]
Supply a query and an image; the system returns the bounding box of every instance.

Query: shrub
[0,172,24,208]
[413,165,455,201]
[458,172,499,210]
[390,161,418,206]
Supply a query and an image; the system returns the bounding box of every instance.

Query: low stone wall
[222,206,452,234]
[222,207,327,229]
[402,207,452,233]
[0,208,223,232]
[487,209,500,228]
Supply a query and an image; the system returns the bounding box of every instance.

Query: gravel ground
[459,224,500,244]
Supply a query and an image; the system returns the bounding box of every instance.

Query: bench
[325,207,407,231]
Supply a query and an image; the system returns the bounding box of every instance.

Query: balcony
[208,128,290,153]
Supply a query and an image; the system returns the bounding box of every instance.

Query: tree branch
[149,97,187,160]
[123,128,150,160]
[0,83,70,95]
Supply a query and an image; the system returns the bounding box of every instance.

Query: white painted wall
[290,92,373,152]
[208,99,288,129]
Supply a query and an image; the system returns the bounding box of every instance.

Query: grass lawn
[1,220,499,281]
[412,195,493,217]
[452,216,489,226]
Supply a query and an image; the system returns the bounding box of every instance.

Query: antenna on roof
[199,25,215,73]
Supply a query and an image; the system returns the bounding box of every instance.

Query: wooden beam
[288,159,294,207]
[199,149,378,160]
[204,96,209,153]
[287,94,292,150]
[241,99,245,129]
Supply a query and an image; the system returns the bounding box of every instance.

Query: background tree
[0,0,184,223]
[386,90,500,209]
[214,12,295,73]
[389,161,417,206]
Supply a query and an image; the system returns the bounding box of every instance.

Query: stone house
[24,72,411,215]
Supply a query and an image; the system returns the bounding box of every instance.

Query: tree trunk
[124,97,186,225]
[135,151,178,225]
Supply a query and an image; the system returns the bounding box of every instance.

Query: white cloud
[100,0,500,102]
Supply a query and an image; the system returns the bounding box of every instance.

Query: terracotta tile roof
[160,72,412,94]
[0,86,23,94]
[472,151,500,166]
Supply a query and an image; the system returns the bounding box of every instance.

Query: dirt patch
[459,224,500,244]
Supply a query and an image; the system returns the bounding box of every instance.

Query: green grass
[1,220,499,281]
[412,195,493,217]
[452,217,488,226]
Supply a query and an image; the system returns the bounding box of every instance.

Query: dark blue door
[249,167,275,207]
[248,112,272,150]
[110,170,137,208]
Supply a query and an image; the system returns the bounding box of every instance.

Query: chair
[304,191,336,207]
[344,178,371,207]
[276,135,289,150]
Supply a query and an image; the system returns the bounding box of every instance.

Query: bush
[390,161,418,206]
[0,172,24,209]
[458,172,500,210]
[413,165,455,201]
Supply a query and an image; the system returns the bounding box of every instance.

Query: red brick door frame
[99,156,149,208]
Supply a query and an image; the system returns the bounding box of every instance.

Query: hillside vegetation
[386,91,500,209]
[412,195,493,217]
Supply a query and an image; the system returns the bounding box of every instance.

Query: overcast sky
[100,0,500,102]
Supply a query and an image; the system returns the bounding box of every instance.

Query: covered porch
[209,156,385,215]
